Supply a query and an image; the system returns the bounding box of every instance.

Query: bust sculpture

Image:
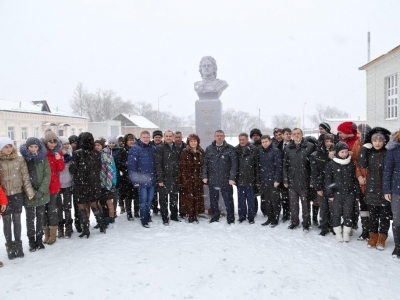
[194,56,228,99]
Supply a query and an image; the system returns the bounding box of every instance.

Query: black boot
[15,241,24,258]
[57,219,65,238]
[75,217,82,233]
[392,245,400,258]
[28,237,37,252]
[127,212,134,221]
[78,210,90,239]
[357,216,370,241]
[36,236,45,250]
[92,207,106,234]
[312,205,319,226]
[5,242,16,260]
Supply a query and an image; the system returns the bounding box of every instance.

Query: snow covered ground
[1,197,400,300]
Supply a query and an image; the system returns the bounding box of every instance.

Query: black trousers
[331,194,355,228]
[26,205,46,239]
[45,193,59,226]
[261,185,280,223]
[57,187,72,222]
[368,204,391,235]
[159,186,179,222]
[289,188,310,227]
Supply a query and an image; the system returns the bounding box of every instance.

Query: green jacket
[24,157,51,207]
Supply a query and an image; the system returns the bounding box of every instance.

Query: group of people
[1,120,400,268]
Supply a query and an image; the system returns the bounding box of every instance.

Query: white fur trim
[333,156,351,165]
[363,143,373,149]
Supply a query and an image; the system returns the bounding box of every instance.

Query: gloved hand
[34,191,43,199]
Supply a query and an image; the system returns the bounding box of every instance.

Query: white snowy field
[1,199,400,300]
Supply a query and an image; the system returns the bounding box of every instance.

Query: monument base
[195,99,222,148]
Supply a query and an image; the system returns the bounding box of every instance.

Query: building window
[21,127,28,141]
[78,128,82,134]
[8,126,15,140]
[33,127,39,138]
[71,128,75,136]
[386,74,398,119]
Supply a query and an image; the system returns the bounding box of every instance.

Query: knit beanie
[0,137,14,151]
[58,136,69,145]
[107,136,117,144]
[335,141,349,153]
[68,135,78,144]
[94,138,105,149]
[250,128,262,138]
[337,122,354,135]
[319,122,331,133]
[26,137,41,148]
[153,130,163,138]
[44,130,58,144]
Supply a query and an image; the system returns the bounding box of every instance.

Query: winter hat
[153,130,163,138]
[107,136,117,144]
[94,138,106,149]
[58,136,69,145]
[250,128,262,138]
[44,130,58,144]
[335,141,349,153]
[0,137,14,151]
[337,122,354,135]
[364,126,390,145]
[26,137,41,148]
[371,133,386,143]
[68,135,78,144]
[324,133,335,141]
[319,122,331,133]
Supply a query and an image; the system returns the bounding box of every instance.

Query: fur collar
[41,138,62,154]
[333,155,351,165]
[0,148,18,160]
[20,142,47,163]
[386,132,400,151]
[62,144,73,156]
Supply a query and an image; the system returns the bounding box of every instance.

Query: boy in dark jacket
[325,142,360,242]
[258,135,282,227]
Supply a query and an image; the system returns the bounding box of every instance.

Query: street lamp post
[303,102,307,132]
[157,93,168,129]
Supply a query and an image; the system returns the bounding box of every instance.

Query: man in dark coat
[235,133,259,224]
[174,131,187,218]
[283,128,316,231]
[277,128,292,222]
[202,130,237,224]
[155,130,182,225]
[249,128,263,216]
[150,130,163,215]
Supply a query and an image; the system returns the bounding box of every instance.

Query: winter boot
[14,240,24,258]
[28,237,37,252]
[43,226,50,244]
[312,205,319,226]
[343,226,352,242]
[367,232,379,248]
[57,219,65,238]
[92,207,106,233]
[47,226,58,245]
[64,219,73,239]
[36,236,45,250]
[75,217,82,233]
[127,212,134,221]
[5,242,16,260]
[109,217,115,224]
[134,211,140,218]
[78,209,90,238]
[357,216,370,241]
[392,245,400,258]
[103,216,110,229]
[120,205,126,214]
[0,260,3,267]
[333,226,343,242]
[376,233,388,251]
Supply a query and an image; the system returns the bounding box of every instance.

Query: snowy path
[1,209,400,300]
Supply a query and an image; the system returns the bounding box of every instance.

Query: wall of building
[88,120,121,140]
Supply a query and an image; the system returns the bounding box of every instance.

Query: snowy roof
[0,99,87,119]
[117,113,159,129]
[359,45,400,70]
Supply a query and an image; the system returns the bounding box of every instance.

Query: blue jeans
[209,185,235,223]
[138,186,155,223]
[237,186,255,221]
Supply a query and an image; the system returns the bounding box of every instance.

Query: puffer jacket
[0,148,34,197]
[128,139,156,187]
[0,186,8,205]
[383,132,400,195]
[59,145,73,188]
[42,139,65,194]
[20,141,51,207]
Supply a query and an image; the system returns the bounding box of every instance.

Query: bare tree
[309,104,350,128]
[70,82,93,119]
[222,108,268,136]
[271,114,298,129]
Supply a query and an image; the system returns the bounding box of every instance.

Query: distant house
[88,120,121,140]
[0,100,87,148]
[113,114,159,138]
[359,45,400,131]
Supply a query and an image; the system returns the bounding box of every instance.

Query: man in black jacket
[235,133,259,224]
[202,130,237,224]
[250,128,264,216]
[283,128,316,231]
[151,130,163,214]
[155,131,182,225]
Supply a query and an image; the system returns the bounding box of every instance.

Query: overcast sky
[1,0,399,127]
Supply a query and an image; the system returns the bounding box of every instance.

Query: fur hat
[335,141,349,153]
[68,135,78,144]
[250,128,262,138]
[152,130,163,138]
[0,137,14,151]
[26,137,41,148]
[319,122,331,133]
[58,136,69,145]
[364,126,391,145]
[44,130,58,144]
[337,122,354,135]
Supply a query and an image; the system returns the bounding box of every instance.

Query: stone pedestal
[195,99,222,147]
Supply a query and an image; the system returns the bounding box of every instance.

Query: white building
[359,45,400,131]
[88,120,121,140]
[113,114,159,137]
[0,100,88,148]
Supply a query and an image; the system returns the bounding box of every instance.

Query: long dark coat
[178,146,205,216]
